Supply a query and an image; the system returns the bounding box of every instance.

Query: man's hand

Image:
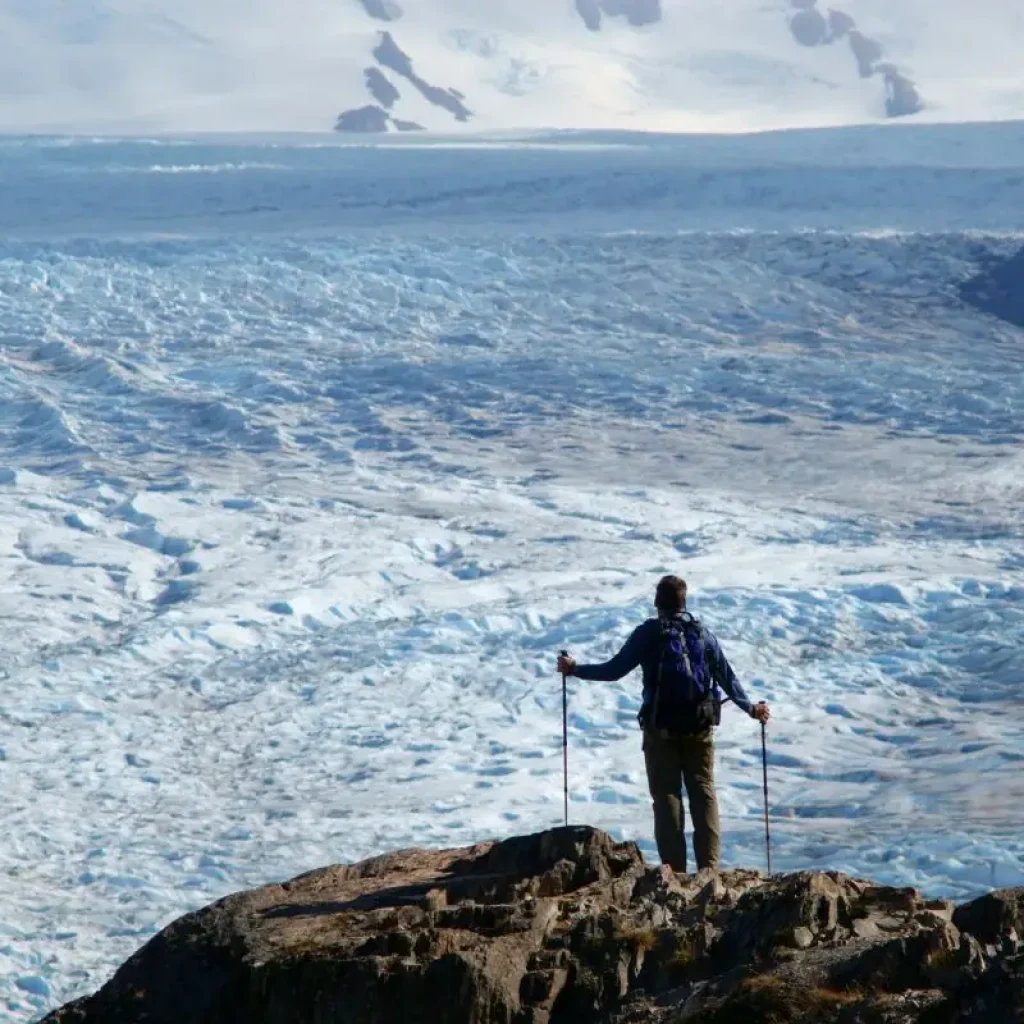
[557,653,577,677]
[751,702,771,724]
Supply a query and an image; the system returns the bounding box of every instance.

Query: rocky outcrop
[574,0,662,32]
[335,105,390,133]
[953,888,1024,945]
[827,9,855,38]
[359,0,402,21]
[365,67,400,110]
[786,0,923,118]
[847,30,884,79]
[339,9,472,131]
[790,8,829,48]
[960,247,1024,330]
[334,104,423,134]
[602,0,662,28]
[576,0,603,32]
[373,31,472,122]
[41,827,1024,1024]
[881,65,924,118]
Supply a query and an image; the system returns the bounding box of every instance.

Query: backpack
[646,614,722,734]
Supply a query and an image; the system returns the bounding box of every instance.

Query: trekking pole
[560,650,569,827]
[761,717,772,874]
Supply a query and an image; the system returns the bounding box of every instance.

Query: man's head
[655,575,687,616]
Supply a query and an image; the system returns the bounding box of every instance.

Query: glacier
[0,127,1023,1020]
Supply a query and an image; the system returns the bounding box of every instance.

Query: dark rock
[358,0,402,21]
[601,0,662,27]
[883,67,924,118]
[827,8,855,37]
[958,931,989,979]
[954,889,1024,945]
[575,0,662,31]
[373,31,472,122]
[334,105,390,133]
[790,8,829,47]
[40,828,1024,1024]
[392,118,424,132]
[831,932,936,992]
[780,0,921,124]
[373,30,414,78]
[848,29,883,77]
[576,0,602,31]
[364,67,399,109]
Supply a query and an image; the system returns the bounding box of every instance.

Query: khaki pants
[642,728,720,873]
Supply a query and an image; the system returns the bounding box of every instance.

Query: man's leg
[680,730,721,871]
[643,730,688,872]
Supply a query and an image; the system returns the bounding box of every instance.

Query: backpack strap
[645,617,675,732]
[660,614,695,676]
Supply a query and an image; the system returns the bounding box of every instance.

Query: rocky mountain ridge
[43,826,1023,1023]
[335,0,924,133]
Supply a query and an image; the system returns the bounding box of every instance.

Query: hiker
[557,575,769,874]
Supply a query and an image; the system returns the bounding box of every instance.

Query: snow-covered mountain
[0,0,1022,135]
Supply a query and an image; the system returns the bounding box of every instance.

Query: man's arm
[566,625,647,682]
[703,630,756,716]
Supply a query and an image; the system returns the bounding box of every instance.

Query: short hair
[655,575,687,615]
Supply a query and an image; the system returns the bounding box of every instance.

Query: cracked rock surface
[42,827,1024,1023]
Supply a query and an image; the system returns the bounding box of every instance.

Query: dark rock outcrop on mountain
[575,0,662,32]
[604,0,662,27]
[335,105,391,133]
[790,8,829,47]
[954,889,1024,945]
[373,31,472,122]
[786,0,923,118]
[881,65,924,118]
[827,9,855,37]
[41,826,1024,1024]
[365,67,400,109]
[960,247,1024,330]
[358,0,402,21]
[576,0,602,31]
[848,29,884,79]
[373,30,414,79]
[333,104,422,134]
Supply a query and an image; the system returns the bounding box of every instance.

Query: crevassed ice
[0,137,1022,1023]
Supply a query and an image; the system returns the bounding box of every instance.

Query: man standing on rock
[557,575,770,874]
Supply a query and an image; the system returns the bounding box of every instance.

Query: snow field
[2,0,1023,132]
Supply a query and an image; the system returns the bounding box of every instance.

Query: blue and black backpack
[647,613,723,734]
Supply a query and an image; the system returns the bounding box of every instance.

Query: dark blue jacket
[573,617,754,718]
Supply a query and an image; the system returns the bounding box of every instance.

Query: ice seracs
[960,244,1024,330]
